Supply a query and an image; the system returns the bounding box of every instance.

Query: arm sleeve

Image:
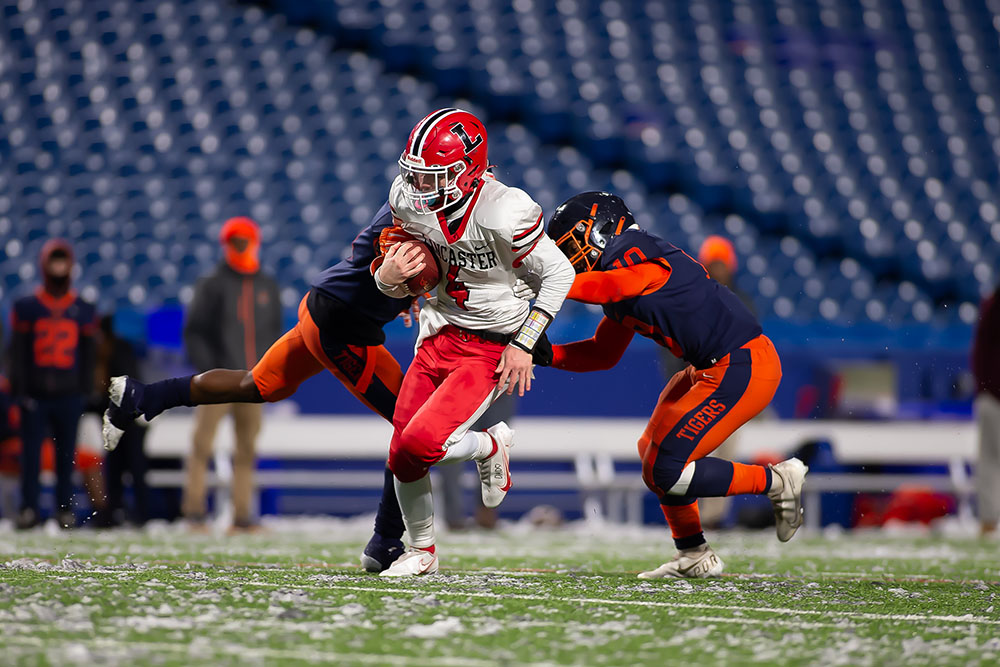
[484,187,573,318]
[551,316,636,372]
[517,235,575,318]
[567,261,672,304]
[8,307,30,397]
[183,279,220,372]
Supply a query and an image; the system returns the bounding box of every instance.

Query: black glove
[532,332,553,367]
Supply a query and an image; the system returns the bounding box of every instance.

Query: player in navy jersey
[10,239,98,529]
[543,192,808,578]
[102,203,417,570]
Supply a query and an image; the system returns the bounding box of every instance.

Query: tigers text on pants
[638,334,782,502]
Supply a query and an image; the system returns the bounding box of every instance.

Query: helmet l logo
[450,122,484,154]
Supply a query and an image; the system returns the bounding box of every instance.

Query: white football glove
[513,273,541,301]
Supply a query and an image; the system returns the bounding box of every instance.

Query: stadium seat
[0,0,988,333]
[268,0,996,324]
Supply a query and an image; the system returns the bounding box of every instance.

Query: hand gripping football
[402,240,440,296]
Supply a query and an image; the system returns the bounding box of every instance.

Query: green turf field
[2,519,998,666]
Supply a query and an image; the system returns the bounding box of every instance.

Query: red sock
[726,462,769,495]
[417,544,436,554]
[661,502,702,540]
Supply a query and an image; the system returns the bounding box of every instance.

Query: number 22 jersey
[10,289,97,397]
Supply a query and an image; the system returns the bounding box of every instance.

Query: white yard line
[455,568,992,584]
[233,580,1000,627]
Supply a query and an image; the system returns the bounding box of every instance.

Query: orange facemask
[220,217,261,274]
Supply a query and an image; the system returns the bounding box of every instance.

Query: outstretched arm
[568,261,671,304]
[551,316,635,372]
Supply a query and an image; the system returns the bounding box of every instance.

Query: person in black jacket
[92,314,148,527]
[181,217,282,532]
[10,239,97,529]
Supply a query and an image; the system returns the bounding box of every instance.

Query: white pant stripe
[667,461,697,496]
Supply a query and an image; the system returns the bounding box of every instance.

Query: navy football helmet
[546,192,635,272]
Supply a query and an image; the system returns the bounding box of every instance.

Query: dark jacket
[9,289,97,398]
[183,263,282,372]
[972,288,1000,401]
[89,328,143,414]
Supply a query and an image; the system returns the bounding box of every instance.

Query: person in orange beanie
[180,217,282,533]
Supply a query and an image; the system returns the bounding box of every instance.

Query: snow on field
[1,517,998,666]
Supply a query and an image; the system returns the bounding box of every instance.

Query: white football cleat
[478,422,513,509]
[638,544,725,579]
[768,457,809,542]
[379,548,439,577]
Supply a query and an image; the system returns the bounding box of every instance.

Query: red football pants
[388,326,506,482]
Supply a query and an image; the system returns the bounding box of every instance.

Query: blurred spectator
[971,283,1000,537]
[437,395,517,530]
[9,240,97,529]
[91,315,148,526]
[698,235,754,313]
[0,376,109,526]
[181,217,282,533]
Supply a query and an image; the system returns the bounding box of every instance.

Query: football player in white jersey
[372,108,575,576]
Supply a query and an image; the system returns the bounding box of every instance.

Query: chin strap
[510,307,553,354]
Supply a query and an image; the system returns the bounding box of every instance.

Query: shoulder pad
[388,175,426,224]
[475,181,542,232]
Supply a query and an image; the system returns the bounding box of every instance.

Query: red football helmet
[398,108,489,213]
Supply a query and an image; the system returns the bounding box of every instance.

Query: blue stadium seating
[272,0,998,323]
[0,0,989,333]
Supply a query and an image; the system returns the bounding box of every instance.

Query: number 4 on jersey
[445,265,470,309]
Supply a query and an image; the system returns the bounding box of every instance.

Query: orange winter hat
[219,217,261,274]
[219,216,260,244]
[698,235,737,273]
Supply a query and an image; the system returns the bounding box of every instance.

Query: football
[403,239,440,295]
